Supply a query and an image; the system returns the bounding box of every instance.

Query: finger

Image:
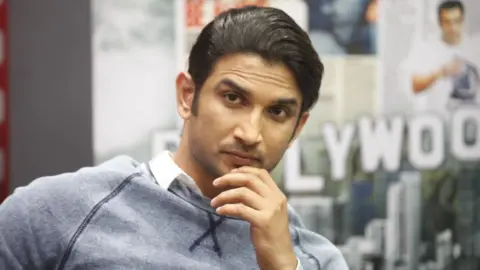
[213,172,270,197]
[233,167,280,191]
[216,203,261,225]
[211,187,266,210]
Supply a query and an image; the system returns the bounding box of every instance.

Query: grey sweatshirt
[0,155,348,270]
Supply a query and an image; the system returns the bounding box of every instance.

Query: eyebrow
[215,78,250,97]
[274,98,298,108]
[215,78,299,108]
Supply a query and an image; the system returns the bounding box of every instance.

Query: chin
[219,160,237,173]
[208,159,232,178]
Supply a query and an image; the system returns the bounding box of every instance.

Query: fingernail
[210,198,216,206]
[213,179,220,186]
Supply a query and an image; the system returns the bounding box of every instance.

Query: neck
[443,35,462,46]
[172,138,223,199]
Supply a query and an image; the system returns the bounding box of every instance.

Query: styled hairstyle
[438,0,465,19]
[187,6,324,115]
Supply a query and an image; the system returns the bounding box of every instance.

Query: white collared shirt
[147,151,302,270]
[148,151,200,193]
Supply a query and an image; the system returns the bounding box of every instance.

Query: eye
[268,106,289,118]
[223,92,243,104]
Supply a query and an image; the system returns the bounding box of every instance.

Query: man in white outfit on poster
[406,0,479,120]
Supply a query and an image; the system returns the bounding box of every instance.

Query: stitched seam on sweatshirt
[168,188,242,220]
[293,227,322,269]
[56,172,142,270]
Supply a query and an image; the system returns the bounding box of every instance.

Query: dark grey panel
[8,0,93,192]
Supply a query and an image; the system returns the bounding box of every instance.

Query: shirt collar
[148,151,200,193]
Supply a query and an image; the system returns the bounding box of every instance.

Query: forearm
[412,70,442,94]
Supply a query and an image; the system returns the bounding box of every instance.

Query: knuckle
[279,194,288,205]
[274,204,282,214]
[265,212,274,223]
[248,178,260,189]
[236,204,246,213]
[274,198,285,211]
[237,188,248,198]
[257,215,267,226]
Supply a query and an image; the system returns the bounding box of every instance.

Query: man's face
[439,7,464,45]
[176,54,309,179]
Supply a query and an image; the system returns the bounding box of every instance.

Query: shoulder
[403,39,443,73]
[0,155,143,269]
[287,204,348,270]
[408,39,441,57]
[5,155,142,222]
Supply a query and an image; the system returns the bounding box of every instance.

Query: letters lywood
[284,107,480,192]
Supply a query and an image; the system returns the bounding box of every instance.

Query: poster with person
[379,0,480,269]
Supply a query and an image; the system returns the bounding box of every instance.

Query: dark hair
[187,6,324,115]
[438,0,465,19]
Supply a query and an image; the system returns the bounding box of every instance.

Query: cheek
[196,100,235,137]
[262,126,294,154]
[211,101,235,125]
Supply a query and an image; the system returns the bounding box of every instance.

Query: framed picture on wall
[150,129,181,158]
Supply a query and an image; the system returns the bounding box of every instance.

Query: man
[0,6,348,270]
[407,0,479,119]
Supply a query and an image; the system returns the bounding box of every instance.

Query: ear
[175,72,195,120]
[288,112,309,147]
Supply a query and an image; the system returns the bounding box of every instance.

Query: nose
[233,112,263,146]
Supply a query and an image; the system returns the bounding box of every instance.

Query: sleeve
[288,205,349,270]
[0,175,83,270]
[471,62,480,83]
[0,187,47,269]
[474,66,480,104]
[460,60,480,103]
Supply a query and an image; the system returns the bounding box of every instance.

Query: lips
[222,151,259,166]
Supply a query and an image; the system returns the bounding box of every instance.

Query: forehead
[205,53,301,100]
[440,8,463,20]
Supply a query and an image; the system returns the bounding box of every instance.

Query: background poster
[306,0,377,55]
[92,0,480,269]
[92,0,177,164]
[377,0,480,270]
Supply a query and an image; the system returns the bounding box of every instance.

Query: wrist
[280,253,298,270]
[260,251,297,270]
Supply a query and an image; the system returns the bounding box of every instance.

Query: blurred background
[2,0,480,269]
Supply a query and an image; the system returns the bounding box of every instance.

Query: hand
[441,59,463,77]
[211,167,297,270]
